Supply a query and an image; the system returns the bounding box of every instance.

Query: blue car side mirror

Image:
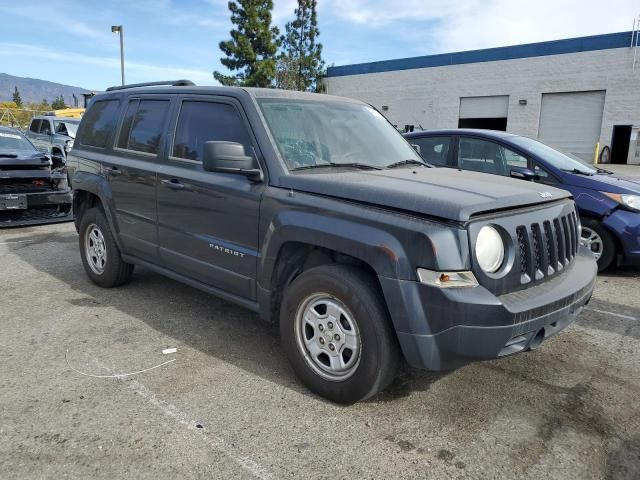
[510,166,536,181]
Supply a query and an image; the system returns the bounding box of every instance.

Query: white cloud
[0,43,215,87]
[324,0,638,54]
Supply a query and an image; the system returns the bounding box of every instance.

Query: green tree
[12,86,22,107]
[51,95,66,110]
[214,0,280,87]
[277,0,324,92]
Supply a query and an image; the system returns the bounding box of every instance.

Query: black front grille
[516,212,579,283]
[516,226,528,274]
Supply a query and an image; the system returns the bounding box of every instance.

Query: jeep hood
[279,168,571,222]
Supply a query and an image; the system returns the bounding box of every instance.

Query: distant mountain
[0,73,94,106]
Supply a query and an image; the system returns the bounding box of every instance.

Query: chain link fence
[0,108,49,131]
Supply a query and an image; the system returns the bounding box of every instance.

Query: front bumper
[602,208,640,266]
[0,190,73,227]
[380,249,597,370]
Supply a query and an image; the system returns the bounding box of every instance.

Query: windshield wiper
[386,159,429,169]
[596,167,614,174]
[562,168,594,176]
[291,162,383,171]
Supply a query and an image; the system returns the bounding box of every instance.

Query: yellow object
[53,108,85,118]
[593,142,600,165]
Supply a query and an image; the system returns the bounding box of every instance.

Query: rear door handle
[161,178,185,190]
[105,166,121,176]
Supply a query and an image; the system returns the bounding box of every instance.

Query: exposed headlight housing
[64,139,74,153]
[602,192,640,212]
[417,269,479,288]
[475,225,505,273]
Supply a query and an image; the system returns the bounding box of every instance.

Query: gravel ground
[1,222,639,479]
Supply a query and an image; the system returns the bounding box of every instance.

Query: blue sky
[0,0,637,91]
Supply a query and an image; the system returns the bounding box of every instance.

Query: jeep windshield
[510,136,597,175]
[0,131,38,155]
[257,99,425,171]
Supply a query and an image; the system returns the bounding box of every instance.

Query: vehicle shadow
[6,228,447,402]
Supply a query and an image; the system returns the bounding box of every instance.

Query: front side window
[411,136,451,166]
[79,99,121,148]
[29,119,41,133]
[458,137,526,176]
[503,148,528,169]
[257,99,422,170]
[39,119,52,135]
[533,163,558,184]
[117,99,169,155]
[172,101,253,162]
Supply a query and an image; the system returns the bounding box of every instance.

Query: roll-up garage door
[459,96,509,119]
[538,91,605,161]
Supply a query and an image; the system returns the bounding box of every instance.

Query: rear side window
[117,99,170,155]
[411,136,451,166]
[79,99,121,148]
[172,101,252,162]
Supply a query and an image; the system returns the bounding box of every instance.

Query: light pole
[111,25,125,86]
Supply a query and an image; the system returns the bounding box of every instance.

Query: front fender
[257,189,470,289]
[258,210,410,290]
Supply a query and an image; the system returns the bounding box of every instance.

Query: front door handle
[105,166,121,176]
[161,178,185,190]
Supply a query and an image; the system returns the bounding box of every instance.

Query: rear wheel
[581,218,616,272]
[79,207,134,287]
[280,264,400,404]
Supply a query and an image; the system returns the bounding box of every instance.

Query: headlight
[64,139,74,153]
[475,225,505,273]
[602,192,640,212]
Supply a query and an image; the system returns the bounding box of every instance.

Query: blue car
[404,129,640,271]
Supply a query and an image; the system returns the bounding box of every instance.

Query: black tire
[78,207,133,287]
[280,264,400,404]
[581,217,616,272]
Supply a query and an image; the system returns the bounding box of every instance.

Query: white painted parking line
[585,307,637,321]
[0,239,33,245]
[92,359,272,479]
[125,379,273,480]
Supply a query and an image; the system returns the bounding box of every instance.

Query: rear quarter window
[78,99,121,148]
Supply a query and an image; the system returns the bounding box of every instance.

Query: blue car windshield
[0,131,38,154]
[510,136,597,175]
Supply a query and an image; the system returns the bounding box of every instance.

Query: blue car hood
[563,172,640,194]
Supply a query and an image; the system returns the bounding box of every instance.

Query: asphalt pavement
[1,222,639,479]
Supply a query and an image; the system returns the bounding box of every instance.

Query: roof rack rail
[106,79,196,92]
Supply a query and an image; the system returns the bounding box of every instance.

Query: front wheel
[280,264,400,404]
[79,207,134,287]
[581,218,616,272]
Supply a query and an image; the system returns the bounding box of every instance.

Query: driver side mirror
[510,166,536,181]
[202,141,262,182]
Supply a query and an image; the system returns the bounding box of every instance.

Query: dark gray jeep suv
[68,80,597,403]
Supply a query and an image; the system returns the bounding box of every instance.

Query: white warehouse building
[325,31,640,164]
